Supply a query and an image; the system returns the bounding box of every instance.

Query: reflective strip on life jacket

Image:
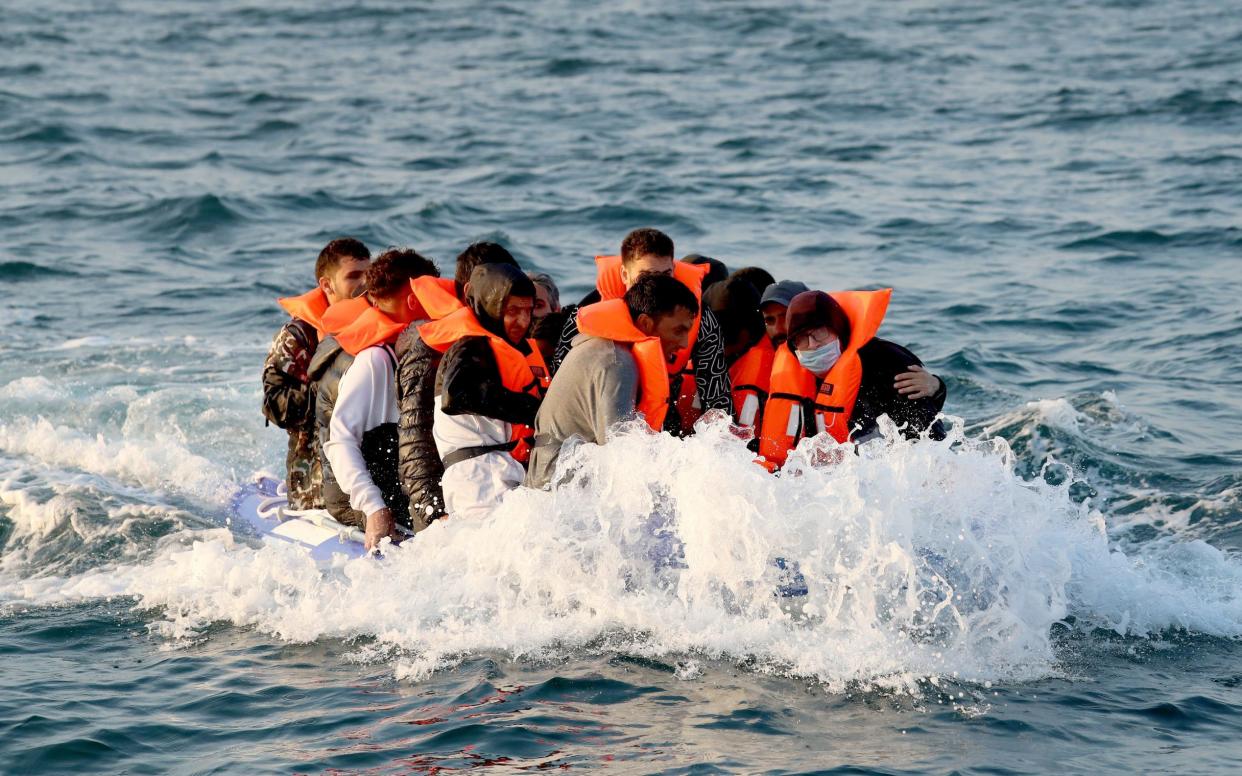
[323,295,408,356]
[277,287,331,340]
[418,307,543,464]
[729,336,775,428]
[576,299,671,432]
[594,255,708,432]
[757,289,891,470]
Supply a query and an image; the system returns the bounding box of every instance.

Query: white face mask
[796,339,842,376]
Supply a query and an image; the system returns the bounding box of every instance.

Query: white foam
[0,416,235,503]
[6,417,1240,691]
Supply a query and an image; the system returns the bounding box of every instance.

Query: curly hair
[365,248,439,297]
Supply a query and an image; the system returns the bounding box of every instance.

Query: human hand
[894,365,941,400]
[365,507,398,552]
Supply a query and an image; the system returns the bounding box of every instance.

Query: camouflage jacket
[262,318,323,509]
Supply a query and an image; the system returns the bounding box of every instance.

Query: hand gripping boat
[227,477,808,598]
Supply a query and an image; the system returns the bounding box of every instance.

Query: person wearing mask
[758,290,947,471]
[418,264,542,519]
[262,238,370,509]
[311,248,439,549]
[526,273,699,489]
[396,242,521,525]
[552,228,731,434]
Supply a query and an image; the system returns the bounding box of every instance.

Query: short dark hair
[315,237,370,280]
[625,272,699,322]
[621,228,674,267]
[729,266,775,296]
[366,248,439,298]
[455,242,519,298]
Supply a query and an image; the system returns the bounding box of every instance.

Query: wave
[0,261,79,282]
[5,417,1241,692]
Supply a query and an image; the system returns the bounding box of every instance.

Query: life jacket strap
[442,440,518,469]
[733,383,769,400]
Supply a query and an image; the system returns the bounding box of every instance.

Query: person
[729,266,775,298]
[527,271,561,321]
[683,254,729,292]
[757,290,947,471]
[396,242,521,525]
[703,276,771,430]
[262,238,370,510]
[552,228,731,434]
[310,248,439,549]
[759,279,810,347]
[418,264,542,519]
[527,273,699,489]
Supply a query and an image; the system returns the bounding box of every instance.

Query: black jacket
[307,335,411,529]
[395,328,447,525]
[437,264,542,427]
[850,338,947,441]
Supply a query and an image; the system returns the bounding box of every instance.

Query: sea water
[2,1,1241,772]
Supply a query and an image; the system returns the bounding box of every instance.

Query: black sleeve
[396,334,446,525]
[261,321,314,430]
[439,336,542,426]
[551,304,580,375]
[693,308,733,413]
[854,339,947,441]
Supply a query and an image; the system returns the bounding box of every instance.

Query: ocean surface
[2,0,1241,773]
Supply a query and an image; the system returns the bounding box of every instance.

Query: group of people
[262,228,948,550]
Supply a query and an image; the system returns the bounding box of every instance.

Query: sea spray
[6,416,1240,691]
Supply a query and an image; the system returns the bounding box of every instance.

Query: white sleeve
[323,348,392,517]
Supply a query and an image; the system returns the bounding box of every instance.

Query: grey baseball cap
[759,280,810,308]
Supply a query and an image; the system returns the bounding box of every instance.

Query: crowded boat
[261,229,948,551]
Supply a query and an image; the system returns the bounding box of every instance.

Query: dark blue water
[3,1,1242,773]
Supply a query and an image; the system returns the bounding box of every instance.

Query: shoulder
[355,345,397,373]
[858,338,921,377]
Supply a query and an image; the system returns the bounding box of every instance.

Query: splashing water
[6,417,1240,693]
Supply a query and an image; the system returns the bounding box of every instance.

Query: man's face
[321,257,370,304]
[619,253,674,289]
[762,301,789,345]
[371,287,418,325]
[501,296,534,345]
[532,284,557,320]
[637,306,695,363]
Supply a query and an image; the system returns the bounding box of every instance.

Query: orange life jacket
[410,275,463,321]
[757,289,891,470]
[594,255,707,432]
[730,336,775,429]
[322,295,408,356]
[277,287,331,339]
[525,340,551,391]
[417,307,544,464]
[576,299,672,432]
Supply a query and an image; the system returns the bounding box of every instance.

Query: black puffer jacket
[395,327,446,526]
[307,336,411,529]
[437,264,542,426]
